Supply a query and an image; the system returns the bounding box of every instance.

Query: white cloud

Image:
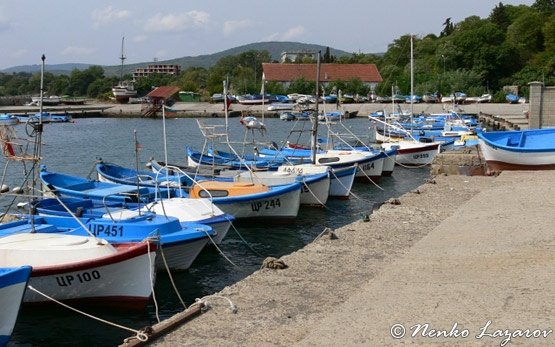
[154,49,168,59]
[263,32,280,41]
[132,35,148,43]
[282,25,305,40]
[10,49,27,59]
[144,11,210,33]
[262,26,305,41]
[223,19,253,37]
[91,6,130,27]
[0,10,11,32]
[61,46,96,56]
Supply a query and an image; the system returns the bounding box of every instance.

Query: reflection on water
[4,117,430,346]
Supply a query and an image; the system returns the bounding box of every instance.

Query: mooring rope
[146,238,160,324]
[157,241,187,309]
[226,216,264,258]
[203,226,241,269]
[26,285,150,342]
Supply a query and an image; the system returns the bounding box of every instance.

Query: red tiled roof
[262,63,383,83]
[147,86,180,99]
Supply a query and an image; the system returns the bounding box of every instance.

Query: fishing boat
[17,112,72,123]
[506,93,520,104]
[218,166,331,206]
[0,114,19,126]
[317,111,343,122]
[257,146,385,181]
[187,147,282,171]
[31,199,214,271]
[41,166,233,244]
[236,94,269,105]
[112,37,137,103]
[0,266,32,347]
[477,128,555,171]
[0,218,156,308]
[188,180,301,221]
[40,165,172,203]
[279,111,297,121]
[30,95,61,106]
[370,35,452,166]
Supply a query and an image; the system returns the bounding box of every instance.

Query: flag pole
[162,101,170,199]
[134,129,142,214]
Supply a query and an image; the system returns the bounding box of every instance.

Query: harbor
[0,101,530,130]
[146,169,555,347]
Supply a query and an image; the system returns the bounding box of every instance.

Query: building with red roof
[262,63,383,90]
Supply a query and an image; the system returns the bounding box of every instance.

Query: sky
[0,0,536,70]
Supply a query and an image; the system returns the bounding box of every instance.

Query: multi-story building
[133,64,181,81]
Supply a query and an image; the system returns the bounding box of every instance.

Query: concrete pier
[145,169,555,347]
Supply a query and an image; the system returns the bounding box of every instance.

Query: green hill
[2,41,353,76]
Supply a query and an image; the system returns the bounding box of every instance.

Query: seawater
[4,116,430,346]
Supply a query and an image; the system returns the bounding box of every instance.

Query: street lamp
[440,55,446,94]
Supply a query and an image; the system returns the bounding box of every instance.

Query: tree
[440,18,455,37]
[532,0,555,16]
[323,47,331,63]
[490,2,511,31]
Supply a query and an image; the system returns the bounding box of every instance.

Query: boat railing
[152,164,219,216]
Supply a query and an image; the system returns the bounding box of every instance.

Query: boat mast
[119,36,126,82]
[311,51,321,165]
[410,34,414,134]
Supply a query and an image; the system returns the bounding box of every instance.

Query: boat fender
[75,206,84,217]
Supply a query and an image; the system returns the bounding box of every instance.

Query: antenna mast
[119,36,126,81]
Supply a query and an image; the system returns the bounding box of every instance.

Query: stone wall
[528,81,555,128]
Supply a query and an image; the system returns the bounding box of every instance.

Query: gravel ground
[147,172,497,347]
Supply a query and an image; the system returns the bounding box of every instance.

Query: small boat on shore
[477,128,555,171]
[17,112,72,123]
[0,266,32,347]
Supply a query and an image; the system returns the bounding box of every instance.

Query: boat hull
[381,149,397,176]
[328,166,356,199]
[382,141,440,165]
[212,185,301,220]
[0,266,32,346]
[10,241,157,309]
[155,237,209,271]
[143,197,233,245]
[478,139,555,171]
[354,152,384,182]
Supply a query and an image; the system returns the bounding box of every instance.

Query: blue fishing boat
[40,166,233,244]
[0,266,32,347]
[39,165,175,203]
[187,147,283,170]
[477,128,555,171]
[0,114,19,126]
[96,161,189,188]
[27,205,213,271]
[506,93,520,104]
[17,112,72,123]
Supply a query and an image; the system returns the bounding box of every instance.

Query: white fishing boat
[219,165,331,206]
[0,224,157,309]
[189,180,302,221]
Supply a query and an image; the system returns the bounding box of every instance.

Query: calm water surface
[3,116,430,346]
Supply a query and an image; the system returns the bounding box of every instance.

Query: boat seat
[0,222,59,236]
[82,185,144,196]
[101,208,142,221]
